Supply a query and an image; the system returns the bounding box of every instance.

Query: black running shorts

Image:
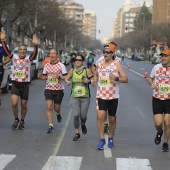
[152,97,170,115]
[97,98,118,116]
[11,81,29,100]
[44,89,64,104]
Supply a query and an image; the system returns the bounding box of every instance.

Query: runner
[0,30,39,129]
[148,49,170,152]
[42,50,62,123]
[92,42,121,133]
[0,41,10,105]
[65,54,94,141]
[92,43,128,150]
[38,49,67,133]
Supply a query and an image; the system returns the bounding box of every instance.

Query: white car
[151,53,161,64]
[1,61,11,93]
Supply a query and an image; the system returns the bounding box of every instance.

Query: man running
[38,49,67,133]
[0,30,39,129]
[0,40,10,105]
[92,43,128,150]
[148,49,170,152]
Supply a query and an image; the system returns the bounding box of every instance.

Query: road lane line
[116,158,153,170]
[104,134,112,158]
[0,154,16,170]
[42,156,82,170]
[123,65,146,78]
[52,109,72,156]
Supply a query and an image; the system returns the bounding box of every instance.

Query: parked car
[1,61,11,93]
[151,53,161,64]
[13,47,44,79]
[136,53,145,61]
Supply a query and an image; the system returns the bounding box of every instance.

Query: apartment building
[153,0,170,24]
[59,1,84,32]
[83,10,97,40]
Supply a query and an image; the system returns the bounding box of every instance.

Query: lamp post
[141,13,145,30]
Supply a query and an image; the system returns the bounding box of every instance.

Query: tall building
[59,1,84,32]
[153,0,170,24]
[113,0,152,38]
[83,10,96,40]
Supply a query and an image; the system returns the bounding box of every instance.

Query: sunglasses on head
[103,50,112,54]
[75,59,83,61]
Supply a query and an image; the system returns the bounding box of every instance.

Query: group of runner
[0,29,170,152]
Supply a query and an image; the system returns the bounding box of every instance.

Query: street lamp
[141,13,145,30]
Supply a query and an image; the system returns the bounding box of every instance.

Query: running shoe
[108,137,114,148]
[162,143,169,152]
[19,121,25,130]
[104,123,109,133]
[97,138,106,150]
[12,119,19,129]
[73,133,81,141]
[81,123,87,134]
[57,114,62,123]
[47,126,54,133]
[155,130,163,145]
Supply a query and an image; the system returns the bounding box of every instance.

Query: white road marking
[42,156,82,170]
[0,154,16,170]
[116,158,153,170]
[104,134,112,158]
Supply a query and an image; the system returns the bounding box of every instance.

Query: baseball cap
[160,50,170,56]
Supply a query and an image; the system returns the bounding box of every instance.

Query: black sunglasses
[103,51,112,54]
[75,59,83,61]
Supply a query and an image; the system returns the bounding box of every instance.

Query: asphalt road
[0,58,170,170]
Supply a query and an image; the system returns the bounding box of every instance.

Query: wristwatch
[115,77,119,81]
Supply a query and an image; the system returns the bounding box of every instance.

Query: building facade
[153,0,170,24]
[83,10,96,40]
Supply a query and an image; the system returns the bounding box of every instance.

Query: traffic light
[98,30,100,33]
[125,26,128,31]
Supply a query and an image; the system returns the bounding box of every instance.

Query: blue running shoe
[97,138,106,150]
[47,126,54,133]
[108,137,114,148]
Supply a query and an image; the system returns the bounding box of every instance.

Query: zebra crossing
[0,153,152,170]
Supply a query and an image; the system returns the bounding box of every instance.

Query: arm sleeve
[29,45,38,61]
[1,40,13,58]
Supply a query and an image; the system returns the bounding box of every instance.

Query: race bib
[158,84,170,94]
[15,70,26,79]
[74,86,85,96]
[48,76,58,85]
[99,77,110,87]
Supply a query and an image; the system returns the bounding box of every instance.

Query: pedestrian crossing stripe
[42,156,82,170]
[116,158,152,170]
[0,154,16,170]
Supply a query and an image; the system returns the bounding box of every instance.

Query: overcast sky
[74,0,152,41]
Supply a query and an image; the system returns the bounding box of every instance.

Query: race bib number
[15,70,26,79]
[99,77,110,86]
[158,84,170,94]
[74,86,85,96]
[48,76,58,85]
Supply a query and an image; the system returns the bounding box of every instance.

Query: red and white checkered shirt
[43,62,67,90]
[150,63,170,100]
[96,60,119,100]
[11,54,31,82]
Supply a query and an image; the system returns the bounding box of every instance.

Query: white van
[13,47,44,79]
[1,61,11,93]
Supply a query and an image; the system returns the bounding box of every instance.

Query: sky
[74,0,152,41]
